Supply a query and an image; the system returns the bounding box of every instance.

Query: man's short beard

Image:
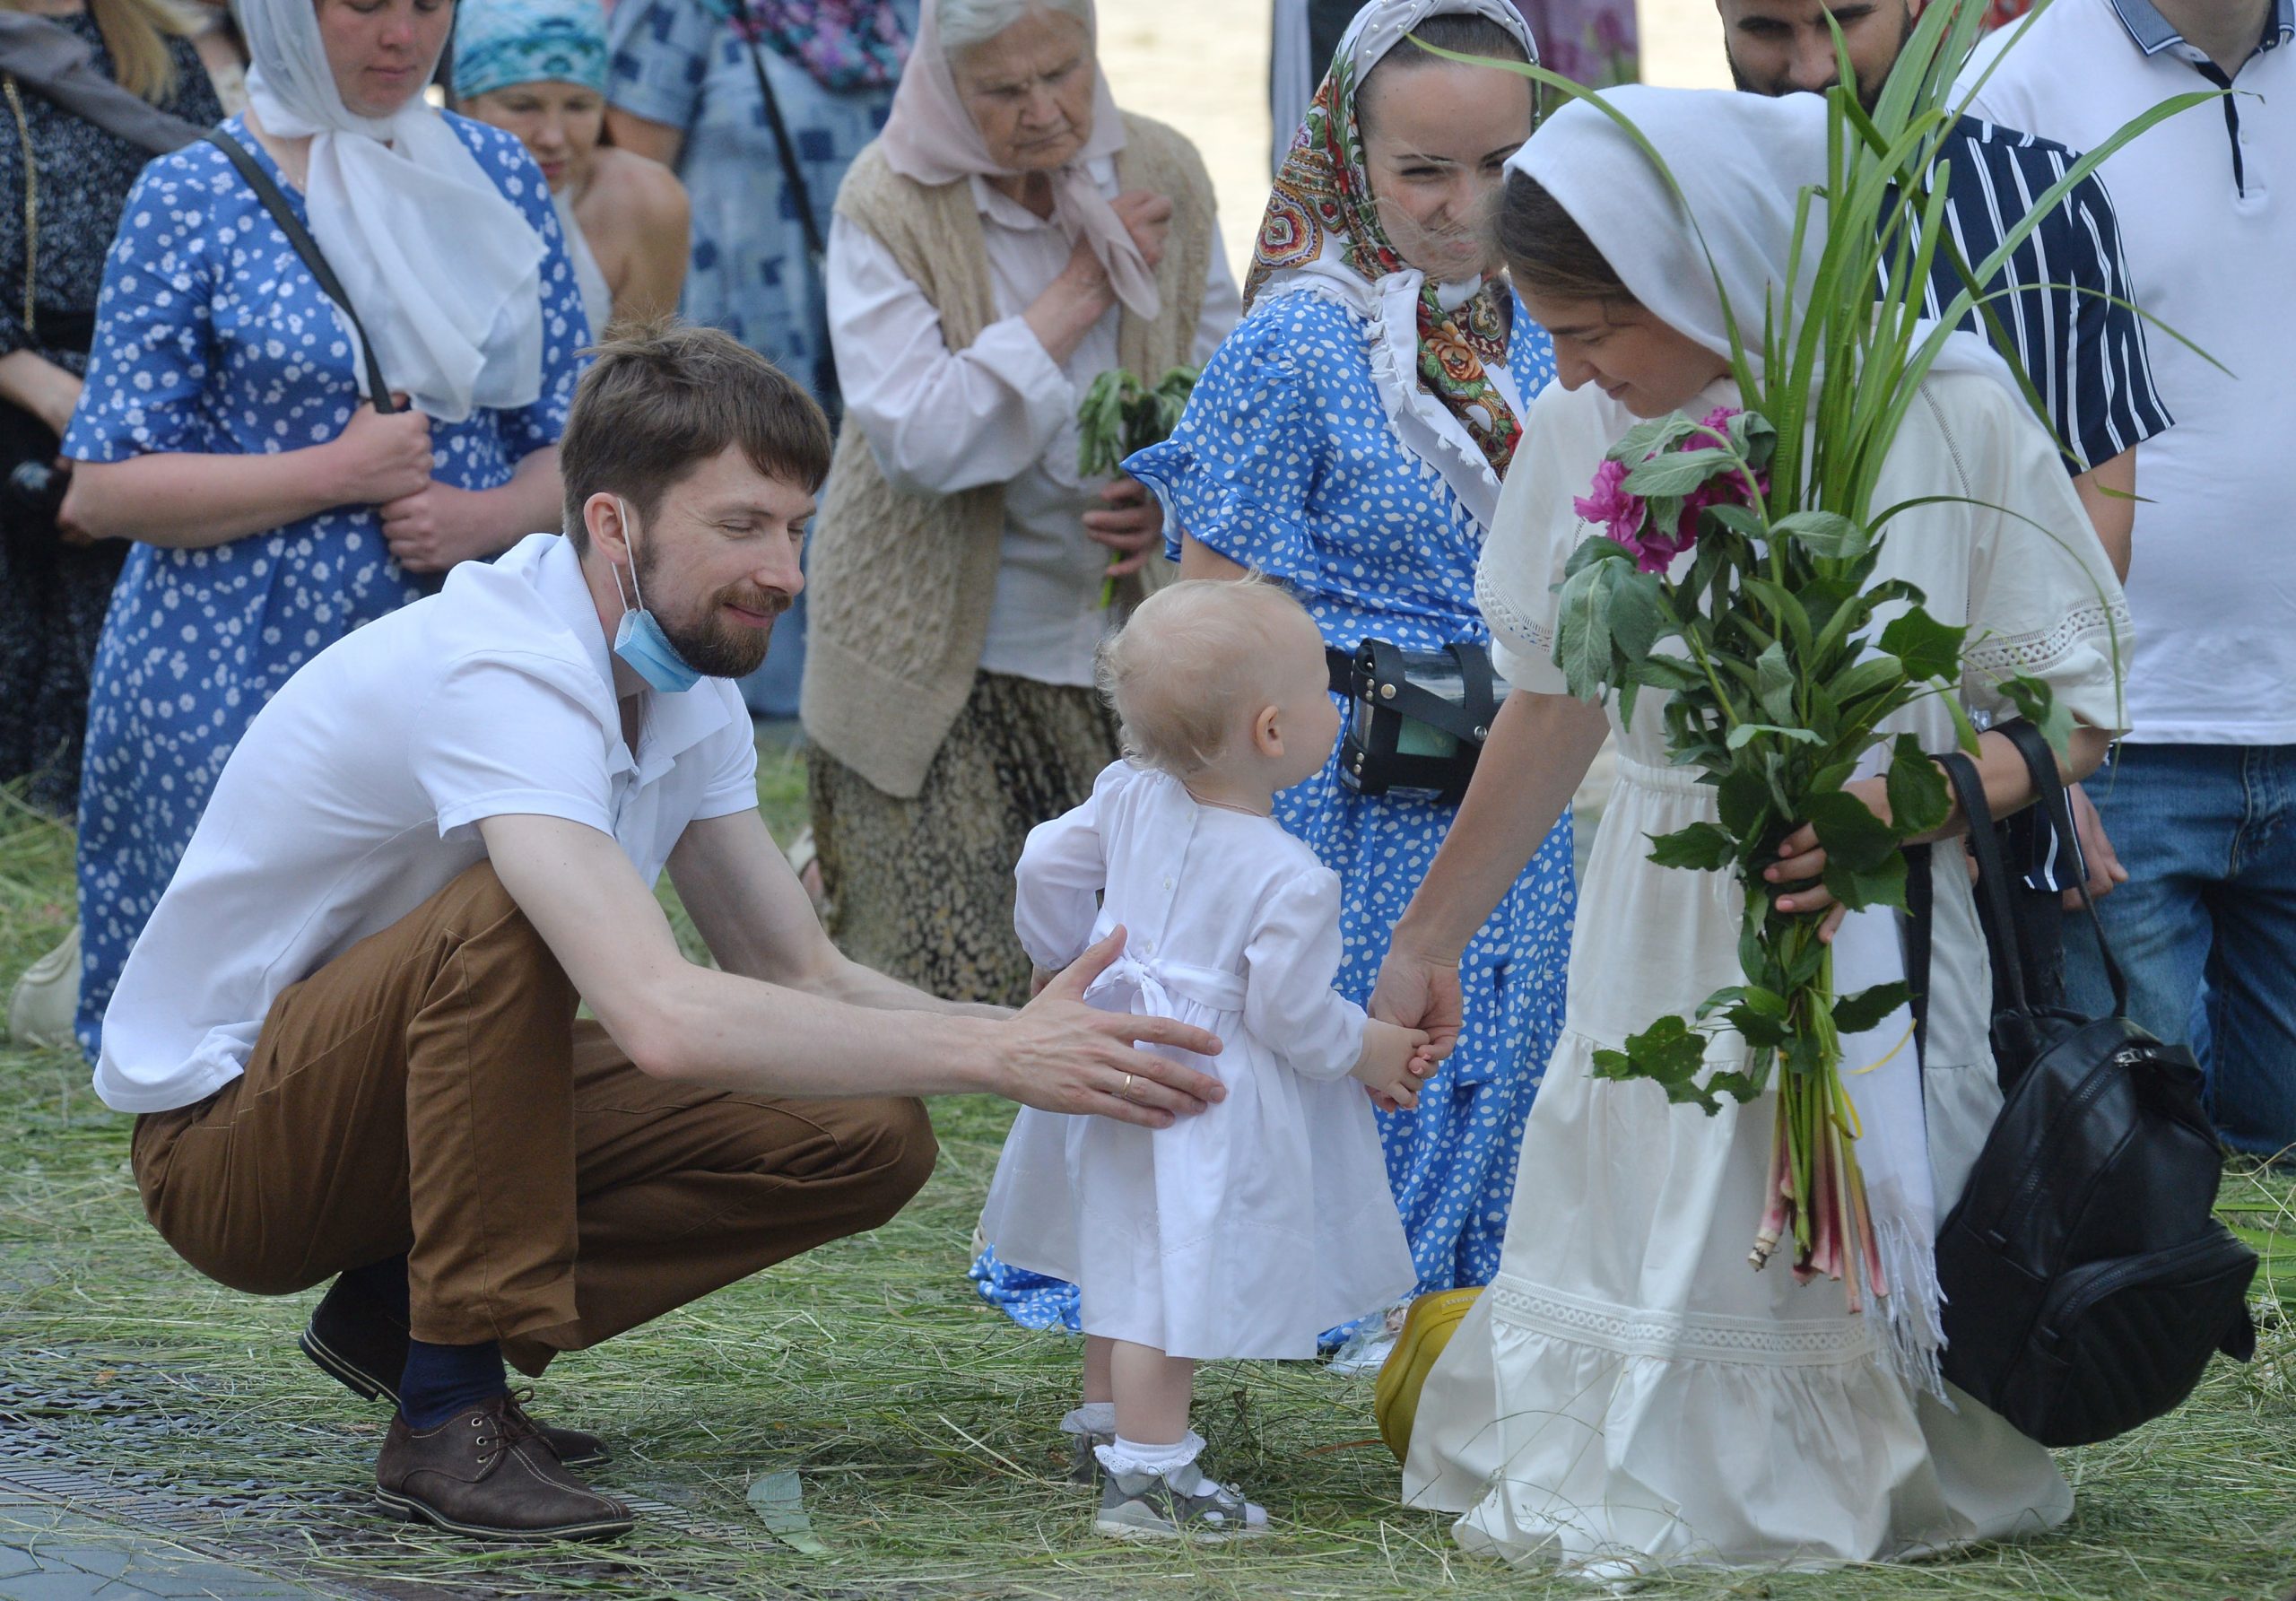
[635,543,787,681]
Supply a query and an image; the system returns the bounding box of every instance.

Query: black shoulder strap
[1996,719,2131,1017]
[1937,747,2034,1020]
[735,25,825,264]
[203,130,396,415]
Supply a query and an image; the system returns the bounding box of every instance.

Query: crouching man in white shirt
[93,323,1226,1544]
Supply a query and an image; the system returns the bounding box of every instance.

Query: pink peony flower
[1580,409,1770,575]
[1574,457,1646,550]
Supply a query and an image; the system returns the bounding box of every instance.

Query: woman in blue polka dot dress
[60,0,587,1059]
[968,0,1576,1348]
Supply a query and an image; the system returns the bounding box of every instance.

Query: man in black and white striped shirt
[1718,0,2172,559]
[1718,0,2174,1000]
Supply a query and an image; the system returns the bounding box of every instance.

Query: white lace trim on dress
[1485,1277,1879,1368]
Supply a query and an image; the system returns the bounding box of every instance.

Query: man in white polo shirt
[99,324,1228,1544]
[1961,0,2296,1155]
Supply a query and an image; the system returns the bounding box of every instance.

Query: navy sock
[397,1338,506,1430]
[338,1255,412,1328]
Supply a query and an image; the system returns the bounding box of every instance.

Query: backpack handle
[1992,719,2132,1019]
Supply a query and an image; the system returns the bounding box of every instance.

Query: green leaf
[1623,447,1741,497]
[1998,674,2074,758]
[1588,1014,1725,1114]
[1805,787,1898,871]
[1754,640,1796,724]
[1607,570,1669,663]
[1774,509,1873,561]
[1944,695,1985,756]
[1877,606,1968,683]
[1809,758,1858,795]
[1783,935,1828,988]
[1821,847,1910,912]
[1563,532,1634,578]
[1885,731,1952,836]
[1832,979,1913,1035]
[1703,1067,1764,1104]
[1704,502,1766,541]
[1647,822,1738,872]
[1726,722,1824,751]
[749,1470,829,1554]
[1612,414,1698,463]
[1716,761,1772,839]
[1742,580,1813,663]
[1633,653,1706,692]
[1552,557,1621,700]
[1828,653,1906,707]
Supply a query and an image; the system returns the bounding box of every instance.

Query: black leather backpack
[1914,724,2257,1448]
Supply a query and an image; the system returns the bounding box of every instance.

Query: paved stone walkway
[0,1488,313,1601]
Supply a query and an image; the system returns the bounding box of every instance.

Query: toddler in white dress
[978,578,1428,1543]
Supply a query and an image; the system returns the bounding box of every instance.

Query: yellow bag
[1372,1287,1481,1464]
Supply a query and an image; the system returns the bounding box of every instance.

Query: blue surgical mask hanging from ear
[607,497,703,694]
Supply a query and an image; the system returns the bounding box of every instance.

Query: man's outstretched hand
[997,927,1227,1128]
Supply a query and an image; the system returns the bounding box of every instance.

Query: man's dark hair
[558,320,833,553]
[1495,170,1637,306]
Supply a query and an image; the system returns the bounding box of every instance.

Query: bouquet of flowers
[1433,2,2201,1305]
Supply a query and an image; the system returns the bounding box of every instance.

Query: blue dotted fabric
[64,112,587,1058]
[970,288,1579,1337]
[604,0,914,410]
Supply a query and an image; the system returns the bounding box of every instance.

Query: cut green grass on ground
[2,761,2292,1601]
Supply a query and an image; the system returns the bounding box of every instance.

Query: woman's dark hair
[1495,170,1637,306]
[559,320,833,552]
[1358,14,1532,133]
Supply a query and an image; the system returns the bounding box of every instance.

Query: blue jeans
[2063,743,2296,1157]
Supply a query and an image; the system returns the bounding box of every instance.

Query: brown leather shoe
[303,1277,609,1468]
[374,1394,634,1543]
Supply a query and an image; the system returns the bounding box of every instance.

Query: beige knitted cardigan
[801,113,1217,799]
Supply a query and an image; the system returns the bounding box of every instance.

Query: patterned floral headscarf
[713,0,910,94]
[1249,0,1536,478]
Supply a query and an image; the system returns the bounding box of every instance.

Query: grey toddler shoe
[1094,1464,1269,1544]
[1065,1426,1114,1484]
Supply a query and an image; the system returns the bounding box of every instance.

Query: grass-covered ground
[2,760,2292,1601]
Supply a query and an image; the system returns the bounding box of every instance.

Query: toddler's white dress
[978,759,1417,1361]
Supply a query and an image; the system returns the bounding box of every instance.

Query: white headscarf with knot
[877,0,1158,319]
[239,0,547,422]
[1503,84,2024,1399]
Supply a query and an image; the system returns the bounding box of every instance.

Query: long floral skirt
[809,669,1119,1009]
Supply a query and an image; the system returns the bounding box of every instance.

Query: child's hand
[1352,1018,1434,1112]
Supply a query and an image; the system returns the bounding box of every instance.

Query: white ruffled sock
[1060,1402,1118,1438]
[1094,1430,1205,1484]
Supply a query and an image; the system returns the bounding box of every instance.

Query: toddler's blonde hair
[1097,576,1318,777]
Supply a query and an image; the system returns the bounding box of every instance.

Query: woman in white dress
[1372,88,2131,1572]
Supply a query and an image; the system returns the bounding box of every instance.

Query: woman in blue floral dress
[970,0,1576,1344]
[62,0,587,1057]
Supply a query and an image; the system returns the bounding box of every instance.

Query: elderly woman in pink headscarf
[800,0,1239,1008]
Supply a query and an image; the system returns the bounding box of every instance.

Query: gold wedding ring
[1120,1072,1136,1101]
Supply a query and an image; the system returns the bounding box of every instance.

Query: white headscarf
[879,0,1158,319]
[1509,84,2013,391]
[1506,85,2007,1398]
[239,0,547,423]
